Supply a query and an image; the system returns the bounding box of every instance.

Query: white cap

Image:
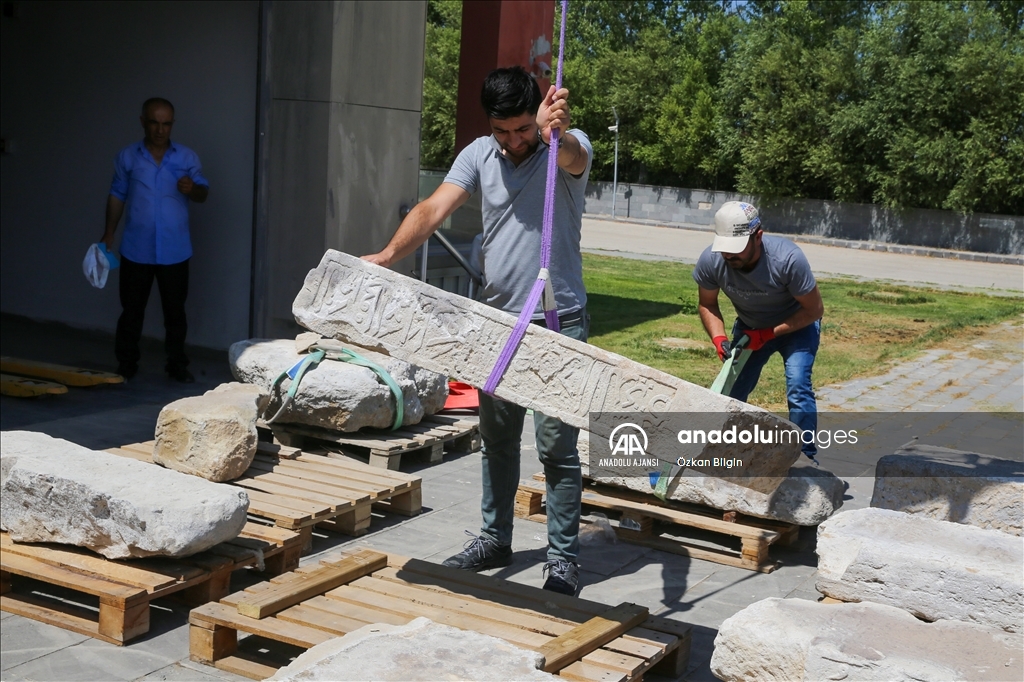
[712,201,761,253]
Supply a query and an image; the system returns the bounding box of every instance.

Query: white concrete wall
[585,181,1024,255]
[0,1,259,349]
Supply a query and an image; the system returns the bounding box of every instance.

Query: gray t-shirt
[693,235,817,329]
[444,130,593,317]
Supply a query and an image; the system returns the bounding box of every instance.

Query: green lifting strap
[327,346,405,431]
[264,344,404,430]
[653,460,676,501]
[654,334,753,500]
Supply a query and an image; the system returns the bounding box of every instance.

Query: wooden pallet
[0,372,68,397]
[108,441,422,554]
[190,549,692,681]
[266,414,481,470]
[0,356,124,386]
[515,476,799,573]
[0,523,301,645]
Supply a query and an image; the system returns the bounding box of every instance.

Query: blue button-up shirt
[109,141,209,265]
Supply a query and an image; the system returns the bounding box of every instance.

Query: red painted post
[454,0,555,154]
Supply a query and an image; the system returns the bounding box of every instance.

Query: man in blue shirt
[102,98,209,382]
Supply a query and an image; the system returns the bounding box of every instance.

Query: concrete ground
[1,226,1021,682]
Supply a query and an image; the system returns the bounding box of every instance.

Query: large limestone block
[711,598,1023,682]
[1,431,249,559]
[229,337,447,432]
[582,445,843,524]
[871,443,1023,536]
[816,507,1023,632]
[292,250,800,492]
[154,382,269,482]
[268,617,556,681]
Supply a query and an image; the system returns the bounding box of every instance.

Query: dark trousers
[730,320,820,458]
[477,310,589,561]
[115,256,190,372]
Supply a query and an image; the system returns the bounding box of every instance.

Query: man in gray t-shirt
[363,66,592,596]
[693,201,825,460]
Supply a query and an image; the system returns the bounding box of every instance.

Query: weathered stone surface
[292,250,800,491]
[268,617,556,681]
[1,431,249,559]
[229,337,447,432]
[711,598,1024,682]
[581,444,844,524]
[816,508,1023,632]
[871,443,1023,536]
[154,382,269,482]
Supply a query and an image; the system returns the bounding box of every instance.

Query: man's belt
[531,310,584,328]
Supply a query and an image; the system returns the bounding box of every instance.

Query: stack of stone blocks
[710,443,1024,681]
[1,332,448,561]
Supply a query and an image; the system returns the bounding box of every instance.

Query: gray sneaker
[542,558,579,596]
[442,531,512,571]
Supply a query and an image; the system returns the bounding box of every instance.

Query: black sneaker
[542,558,580,596]
[116,363,137,381]
[442,531,512,571]
[168,367,195,383]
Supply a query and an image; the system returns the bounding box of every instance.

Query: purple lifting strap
[483,0,569,396]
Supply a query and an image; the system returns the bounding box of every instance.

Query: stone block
[292,251,800,492]
[582,447,844,525]
[268,617,556,681]
[711,598,1023,682]
[816,508,1023,632]
[1,431,249,559]
[153,383,269,482]
[871,443,1023,536]
[229,337,447,432]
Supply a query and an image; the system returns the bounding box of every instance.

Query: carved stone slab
[711,598,1023,682]
[581,445,844,525]
[292,251,800,490]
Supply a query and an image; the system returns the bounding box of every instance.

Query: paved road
[581,217,1024,294]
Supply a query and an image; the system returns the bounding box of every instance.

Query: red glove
[712,336,731,362]
[744,327,776,351]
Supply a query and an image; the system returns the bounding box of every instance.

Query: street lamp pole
[609,107,619,219]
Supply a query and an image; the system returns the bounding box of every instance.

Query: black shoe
[442,531,512,571]
[542,558,580,596]
[168,367,195,383]
[116,363,137,381]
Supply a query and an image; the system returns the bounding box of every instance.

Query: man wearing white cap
[693,201,824,461]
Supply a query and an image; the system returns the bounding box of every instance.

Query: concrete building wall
[253,0,427,339]
[0,1,259,349]
[585,182,1024,255]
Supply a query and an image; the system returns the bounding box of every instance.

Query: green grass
[582,253,1024,411]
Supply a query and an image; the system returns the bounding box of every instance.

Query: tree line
[421,1,1023,215]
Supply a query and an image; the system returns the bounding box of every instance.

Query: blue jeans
[477,310,588,561]
[730,320,820,458]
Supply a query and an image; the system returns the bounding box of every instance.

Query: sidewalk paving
[1,237,1021,681]
[816,320,1023,413]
